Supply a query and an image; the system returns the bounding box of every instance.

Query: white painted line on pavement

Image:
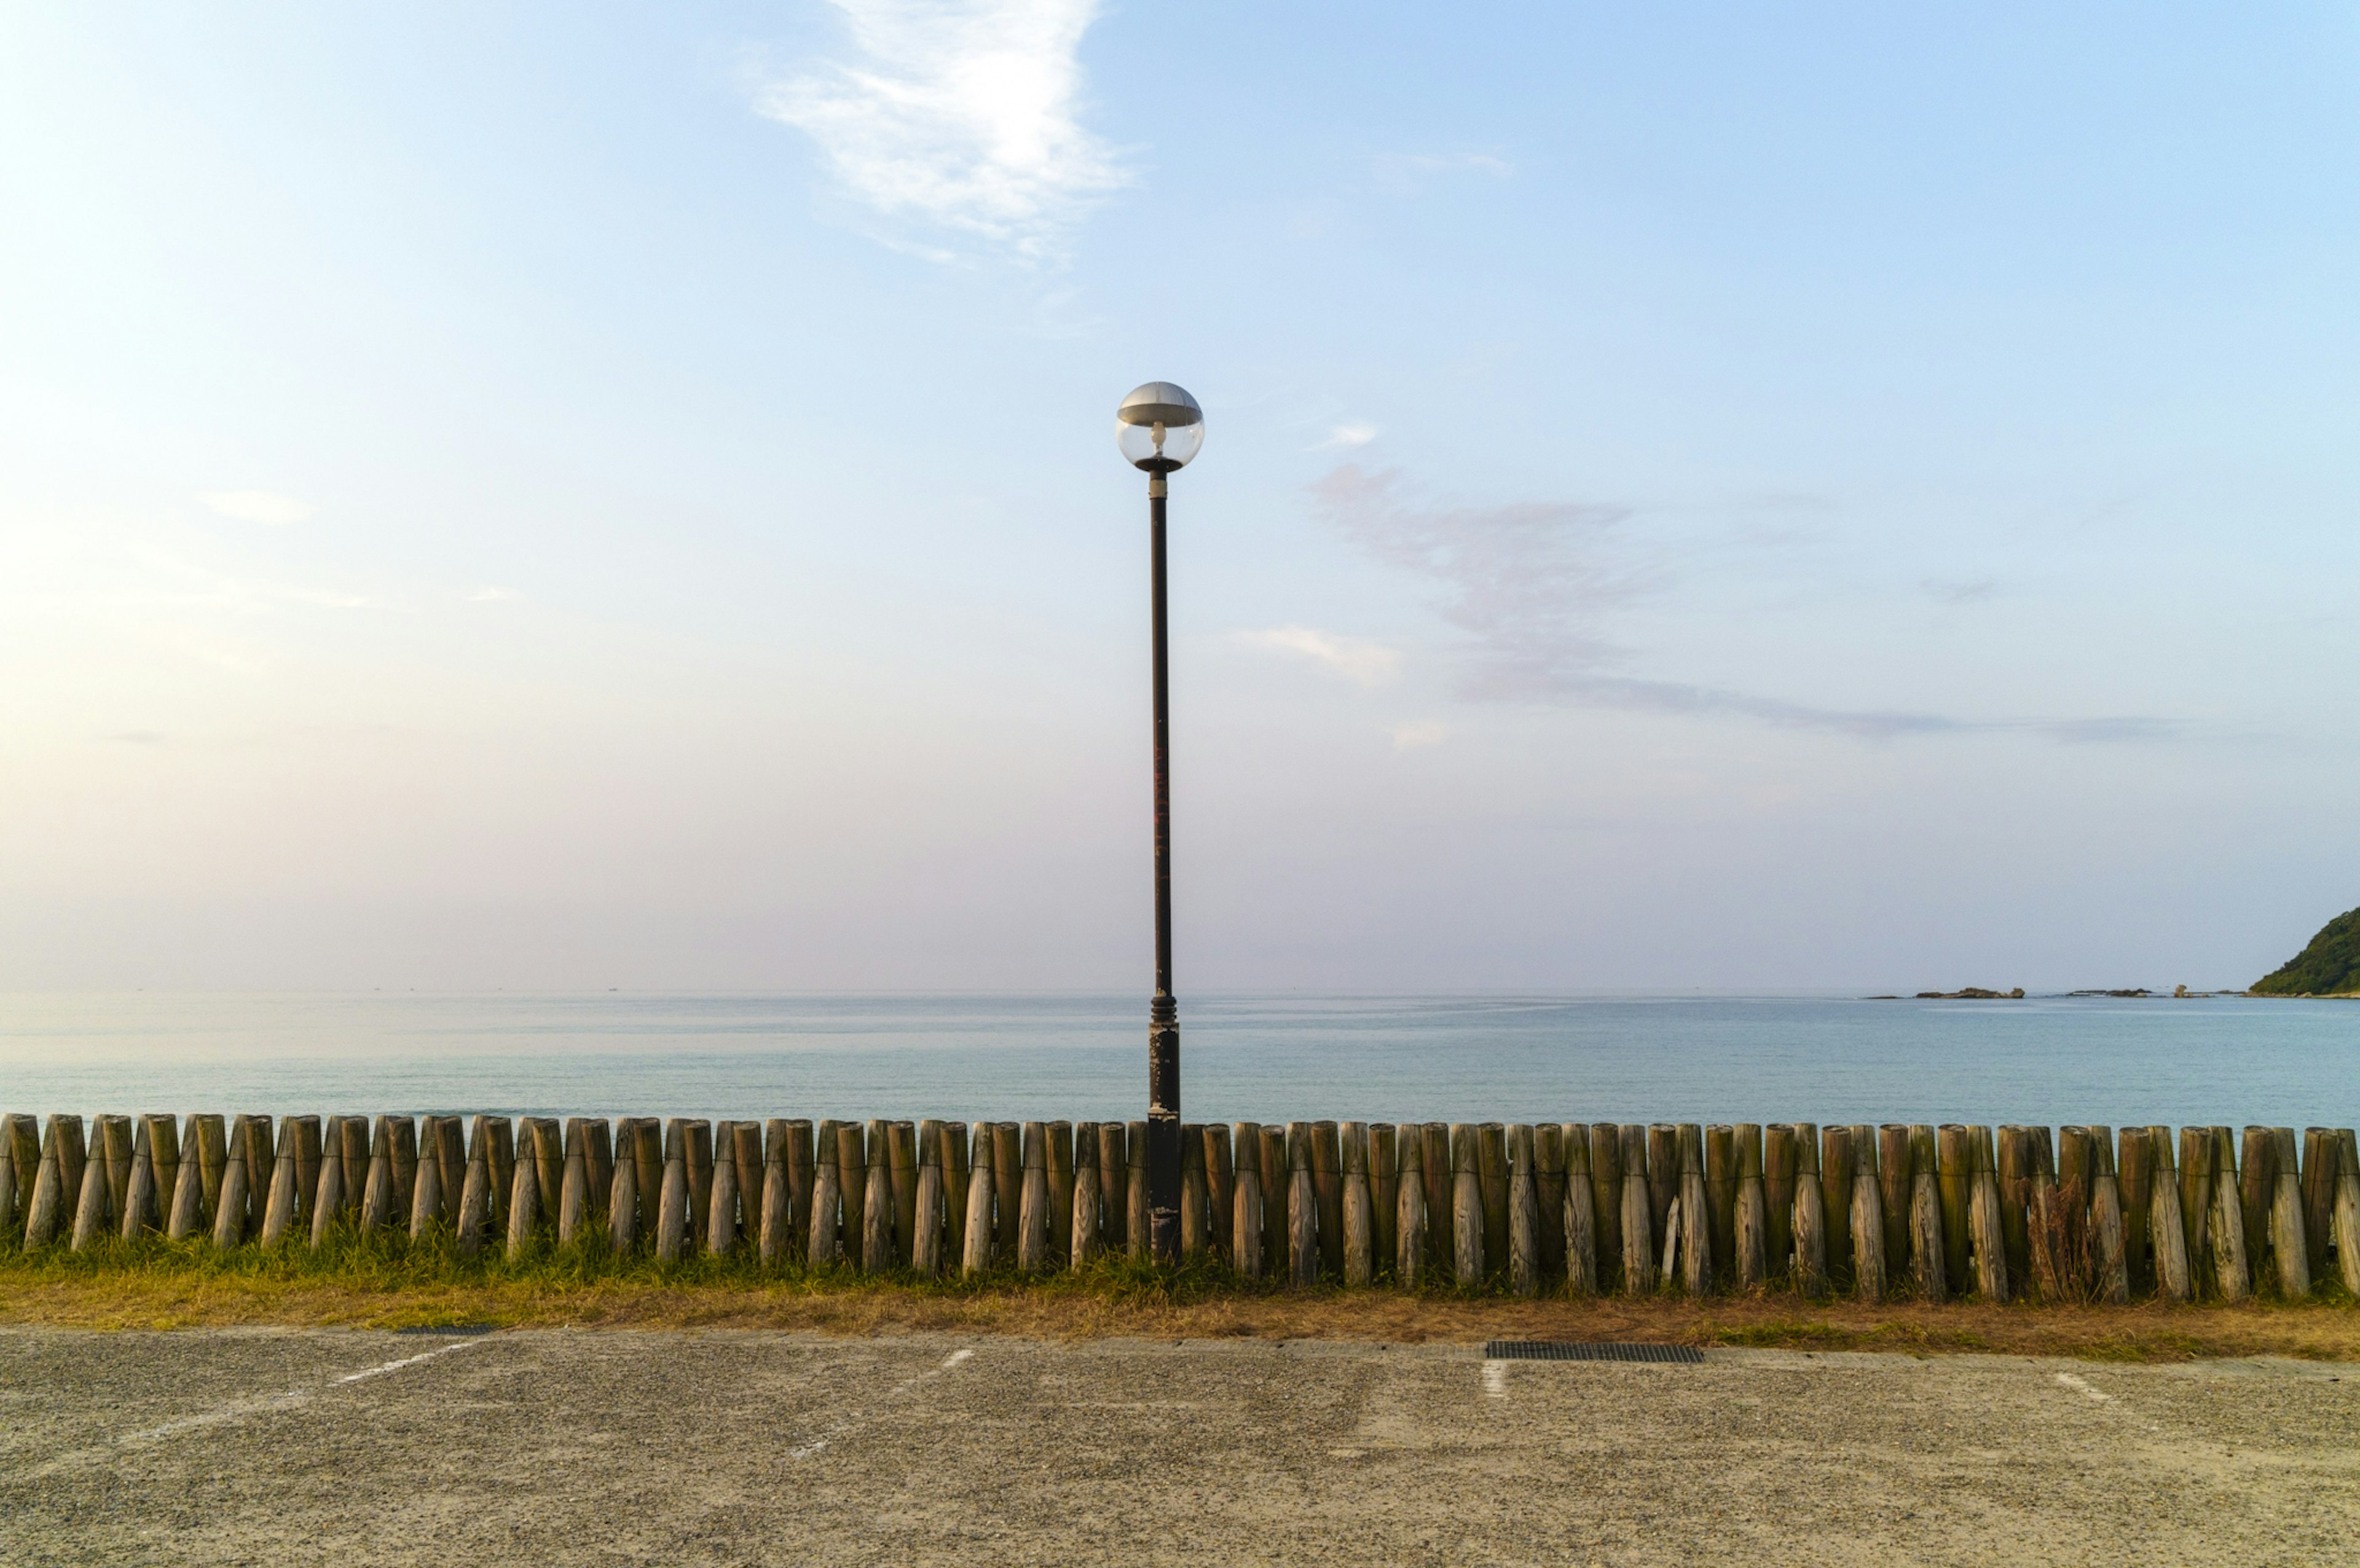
[789,1344,979,1459]
[1482,1360,1508,1398]
[2053,1371,2112,1403]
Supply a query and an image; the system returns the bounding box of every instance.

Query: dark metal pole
[1146,470,1181,1263]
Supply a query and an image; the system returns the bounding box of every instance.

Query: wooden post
[1936,1125,1973,1291]
[505,1128,539,1260]
[1966,1125,2008,1301]
[8,1115,44,1245]
[1202,1122,1231,1266]
[1729,1123,1765,1292]
[2117,1124,2152,1292]
[1227,1121,1260,1279]
[1992,1126,2031,1292]
[122,1116,157,1242]
[2147,1127,2192,1303]
[1471,1123,1504,1282]
[1017,1121,1050,1272]
[628,1119,662,1249]
[441,1117,481,1257]
[211,1118,250,1250]
[71,1118,120,1250]
[1908,1124,1945,1303]
[1531,1123,1564,1286]
[832,1120,865,1264]
[384,1113,416,1228]
[559,1119,592,1248]
[92,1115,129,1233]
[1261,1124,1289,1276]
[1368,1123,1398,1279]
[1344,1121,1377,1287]
[1096,1121,1128,1257]
[732,1122,765,1255]
[1760,1124,1795,1286]
[1048,1120,1076,1268]
[586,1119,615,1223]
[1621,1123,1656,1295]
[1791,1123,1826,1299]
[911,1119,944,1277]
[307,1118,344,1249]
[1313,1121,1345,1280]
[1071,1121,1102,1269]
[1586,1118,1623,1292]
[808,1119,842,1266]
[1643,1124,1675,1270]
[2087,1125,2127,1304]
[357,1116,393,1236]
[1179,1123,1209,1258]
[166,1115,208,1241]
[862,1119,895,1273]
[1551,1123,1591,1296]
[938,1121,968,1266]
[1282,1121,1316,1286]
[961,1119,994,1275]
[1422,1123,1453,1282]
[0,1116,25,1241]
[435,1116,469,1235]
[2268,1127,2311,1298]
[609,1140,639,1253]
[1849,1124,1886,1303]
[1393,1125,1425,1287]
[337,1115,368,1221]
[2177,1126,2212,1296]
[1696,1124,1733,1295]
[1123,1120,1149,1260]
[1449,1123,1484,1287]
[707,1122,742,1257]
[1819,1124,1853,1292]
[2238,1126,2275,1292]
[758,1119,792,1265]
[2300,1127,2335,1289]
[258,1117,300,1248]
[1677,1124,1710,1297]
[2027,1126,2066,1301]
[651,1121,688,1263]
[2334,1128,2360,1299]
[889,1121,918,1269]
[2205,1127,2249,1303]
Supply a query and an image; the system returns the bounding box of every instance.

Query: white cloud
[469,587,524,603]
[1391,721,1446,750]
[1237,625,1401,687]
[754,0,1129,261]
[203,490,313,526]
[1315,423,1378,450]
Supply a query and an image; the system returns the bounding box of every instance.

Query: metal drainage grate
[1484,1340,1703,1364]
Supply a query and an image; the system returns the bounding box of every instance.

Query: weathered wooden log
[1367,1123,1397,1279]
[1179,1123,1209,1260]
[259,1117,302,1248]
[960,1119,994,1275]
[707,1123,742,1257]
[1620,1124,1656,1295]
[1701,1124,1735,1292]
[337,1115,368,1221]
[2113,1123,2150,1290]
[2203,1127,2248,1303]
[1315,1121,1346,1280]
[148,1113,184,1234]
[385,1112,417,1226]
[559,1119,592,1248]
[1908,1124,1946,1303]
[1937,1125,1973,1291]
[609,1142,639,1253]
[808,1119,843,1266]
[2028,1126,2067,1302]
[682,1119,714,1250]
[1071,1121,1103,1269]
[862,1119,895,1272]
[91,1113,131,1233]
[450,1117,489,1256]
[407,1116,446,1239]
[1820,1124,1854,1291]
[356,1116,393,1236]
[2334,1128,2360,1299]
[2238,1126,2275,1292]
[2303,1127,2338,1287]
[1451,1123,1485,1287]
[2085,1126,2127,1304]
[1124,1120,1150,1260]
[911,1119,945,1276]
[1586,1118,1623,1282]
[2268,1127,2310,1299]
[69,1123,116,1252]
[1018,1121,1051,1272]
[836,1120,869,1263]
[1096,1121,1127,1256]
[1394,1126,1426,1287]
[1048,1120,1076,1267]
[1849,1124,1886,1303]
[167,1115,209,1240]
[1561,1122,1595,1296]
[1342,1122,1375,1287]
[0,1115,27,1241]
[520,1118,561,1236]
[1732,1123,1766,1292]
[1877,1124,1912,1282]
[1530,1123,1564,1285]
[629,1118,663,1247]
[122,1116,157,1242]
[757,1119,792,1264]
[654,1121,690,1263]
[2177,1126,2213,1295]
[586,1119,615,1220]
[1994,1126,2031,1292]
[1222,1123,1256,1277]
[210,1118,250,1250]
[1791,1123,1826,1299]
[729,1121,763,1253]
[1288,1121,1319,1287]
[1967,1125,2007,1301]
[1420,1122,1452,1280]
[506,1131,541,1260]
[435,1116,470,1234]
[1202,1123,1232,1265]
[888,1121,918,1269]
[1479,1123,1511,1282]
[1762,1124,1796,1284]
[1261,1124,1289,1275]
[2147,1127,2192,1303]
[1638,1124,1672,1269]
[937,1121,967,1265]
[308,1119,345,1249]
[1677,1124,1710,1296]
[1502,1124,1537,1296]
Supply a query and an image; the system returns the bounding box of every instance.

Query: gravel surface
[1,1327,2354,1564]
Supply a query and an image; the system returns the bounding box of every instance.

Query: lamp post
[1117,380,1204,1265]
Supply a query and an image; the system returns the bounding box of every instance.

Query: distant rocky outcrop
[2252,907,2360,997]
[1914,987,2026,1000]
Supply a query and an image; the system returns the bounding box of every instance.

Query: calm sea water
[3,992,2355,1131]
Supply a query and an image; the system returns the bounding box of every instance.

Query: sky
[2,2,2356,995]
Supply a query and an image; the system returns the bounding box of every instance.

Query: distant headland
[2251,905,2360,997]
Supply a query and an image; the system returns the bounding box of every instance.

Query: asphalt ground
[1,1328,2354,1565]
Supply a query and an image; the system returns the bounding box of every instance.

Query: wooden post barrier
[2303,1127,2338,1287]
[655,1119,691,1263]
[683,1120,714,1250]
[308,1116,345,1249]
[808,1119,842,1266]
[2177,1126,2212,1296]
[1965,1125,2007,1301]
[1639,1124,1672,1276]
[937,1121,967,1266]
[1315,1121,1347,1281]
[450,1115,490,1256]
[358,1116,394,1237]
[1049,1120,1076,1268]
[1620,1123,1655,1295]
[1097,1121,1127,1258]
[1178,1123,1208,1260]
[1791,1123,1826,1299]
[1908,1124,1945,1303]
[1123,1120,1149,1260]
[2334,1129,2360,1298]
[960,1119,993,1276]
[863,1119,894,1272]
[1762,1125,1795,1287]
[2114,1124,2150,1292]
[1367,1123,1396,1280]
[168,1113,216,1241]
[889,1121,919,1269]
[2088,1126,2128,1304]
[760,1121,794,1264]
[2238,1126,2274,1293]
[2147,1127,2191,1303]
[4,1115,39,1245]
[1992,1127,2030,1292]
[1018,1120,1050,1272]
[836,1121,868,1266]
[92,1114,132,1237]
[708,1121,743,1258]
[2205,1127,2248,1303]
[1390,1123,1423,1286]
[1704,1124,1735,1293]
[1532,1123,1564,1286]
[1479,1124,1511,1284]
[1876,1125,1911,1286]
[1820,1124,1854,1293]
[2269,1127,2311,1299]
[1562,1122,1595,1296]
[1677,1124,1710,1297]
[1071,1121,1101,1269]
[1422,1123,1453,1282]
[2029,1126,2067,1301]
[610,1132,640,1254]
[1731,1123,1765,1293]
[338,1115,368,1222]
[560,1118,592,1248]
[506,1122,540,1261]
[0,1116,15,1242]
[1451,1123,1485,1288]
[1342,1122,1376,1288]
[144,1114,182,1237]
[587,1119,614,1222]
[122,1116,156,1242]
[1227,1122,1259,1279]
[211,1116,250,1250]
[1937,1126,1973,1292]
[626,1119,661,1250]
[258,1117,301,1249]
[1254,1124,1283,1277]
[1504,1124,1539,1296]
[385,1113,417,1229]
[1203,1122,1232,1266]
[1849,1123,1886,1304]
[1288,1121,1319,1286]
[733,1122,765,1258]
[912,1119,944,1277]
[71,1115,124,1250]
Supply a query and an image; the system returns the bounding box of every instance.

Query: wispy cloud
[1312,462,2170,743]
[1315,423,1378,450]
[468,586,524,603]
[753,0,1128,261]
[203,490,312,525]
[1237,625,1401,687]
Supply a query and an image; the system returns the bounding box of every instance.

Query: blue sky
[2,3,2355,992]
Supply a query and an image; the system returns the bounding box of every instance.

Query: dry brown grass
[5,1274,2357,1363]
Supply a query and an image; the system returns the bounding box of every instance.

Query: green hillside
[2252,906,2360,996]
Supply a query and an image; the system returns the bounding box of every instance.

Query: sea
[2,992,2355,1132]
